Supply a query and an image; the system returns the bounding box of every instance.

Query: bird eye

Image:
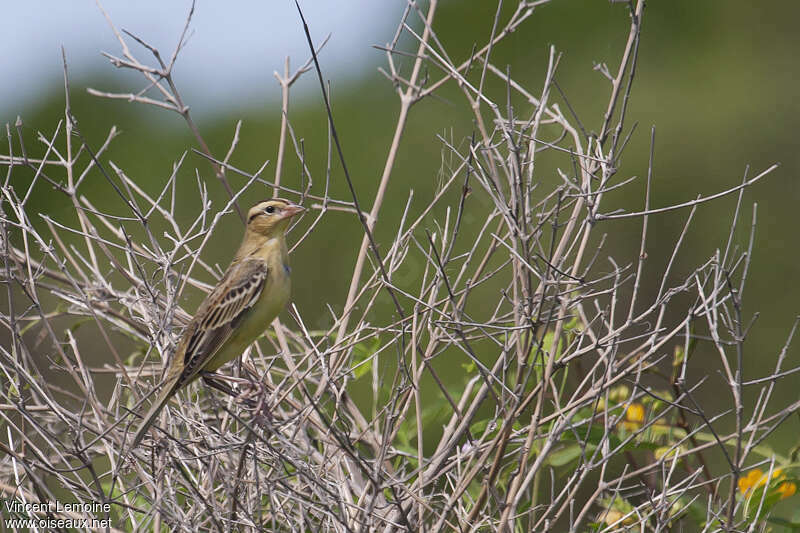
[265,205,275,214]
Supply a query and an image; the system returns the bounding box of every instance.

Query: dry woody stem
[0,1,796,532]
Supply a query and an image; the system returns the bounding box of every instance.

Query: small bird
[130,198,304,448]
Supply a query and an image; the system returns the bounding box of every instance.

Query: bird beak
[282,204,305,219]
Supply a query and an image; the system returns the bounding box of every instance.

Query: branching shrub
[1,1,797,531]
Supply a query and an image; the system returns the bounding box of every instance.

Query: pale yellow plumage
[130,198,303,448]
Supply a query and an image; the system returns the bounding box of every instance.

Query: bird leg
[239,364,273,418]
[201,372,259,408]
[201,372,271,415]
[201,372,240,398]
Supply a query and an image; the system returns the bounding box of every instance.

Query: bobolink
[130,198,304,448]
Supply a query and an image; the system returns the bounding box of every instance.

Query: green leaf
[744,476,800,521]
[547,444,585,467]
[351,336,381,379]
[470,419,490,435]
[767,517,800,530]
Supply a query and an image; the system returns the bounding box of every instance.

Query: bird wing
[129,259,269,450]
[175,259,269,386]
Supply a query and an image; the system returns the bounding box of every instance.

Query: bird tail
[129,379,178,450]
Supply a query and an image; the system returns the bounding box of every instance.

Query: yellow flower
[738,467,794,499]
[621,403,645,430]
[776,481,797,500]
[738,469,763,495]
[626,403,645,423]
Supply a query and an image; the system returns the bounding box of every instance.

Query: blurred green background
[5,0,799,452]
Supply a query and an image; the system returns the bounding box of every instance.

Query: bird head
[246,198,305,237]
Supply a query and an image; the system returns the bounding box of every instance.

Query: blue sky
[2,1,399,118]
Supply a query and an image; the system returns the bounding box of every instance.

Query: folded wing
[176,259,269,386]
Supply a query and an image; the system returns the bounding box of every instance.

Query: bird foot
[234,380,273,421]
[202,372,272,420]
